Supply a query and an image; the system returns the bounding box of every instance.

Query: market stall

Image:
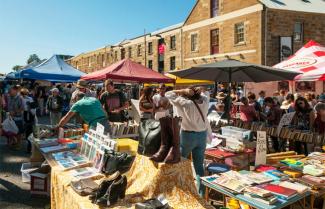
[27,123,212,209]
[19,55,85,82]
[80,58,174,83]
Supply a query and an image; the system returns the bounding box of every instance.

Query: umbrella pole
[228,70,232,123]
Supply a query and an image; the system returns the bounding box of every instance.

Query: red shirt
[240,105,257,122]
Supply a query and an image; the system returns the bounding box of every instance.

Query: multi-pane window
[211,0,219,17]
[128,47,132,58]
[114,51,118,61]
[148,42,153,54]
[170,36,176,50]
[170,56,176,71]
[211,29,219,54]
[137,45,142,56]
[191,33,198,52]
[121,48,125,59]
[294,22,303,42]
[234,22,245,44]
[148,60,153,69]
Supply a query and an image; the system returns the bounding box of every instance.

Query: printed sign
[96,123,105,135]
[255,131,267,166]
[277,112,295,136]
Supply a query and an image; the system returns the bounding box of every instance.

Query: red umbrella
[81,59,175,83]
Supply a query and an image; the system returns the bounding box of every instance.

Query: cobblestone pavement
[0,117,50,209]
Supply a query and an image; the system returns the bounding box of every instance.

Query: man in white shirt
[152,84,170,120]
[165,87,209,197]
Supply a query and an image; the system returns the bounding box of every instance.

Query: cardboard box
[30,165,51,196]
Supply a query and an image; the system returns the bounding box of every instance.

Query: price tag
[96,123,105,135]
[255,131,267,166]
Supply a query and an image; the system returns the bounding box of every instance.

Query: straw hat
[280,100,291,110]
[75,80,88,89]
[216,92,226,100]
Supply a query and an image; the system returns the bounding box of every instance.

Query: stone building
[68,0,325,94]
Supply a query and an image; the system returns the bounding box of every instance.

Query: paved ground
[0,117,50,209]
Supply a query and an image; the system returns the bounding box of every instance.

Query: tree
[12,65,22,71]
[27,54,41,64]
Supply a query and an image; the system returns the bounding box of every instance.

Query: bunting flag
[274,40,325,81]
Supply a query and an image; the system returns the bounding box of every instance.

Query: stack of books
[111,122,139,137]
[35,138,59,148]
[263,170,290,181]
[278,181,309,194]
[244,186,278,205]
[258,184,297,200]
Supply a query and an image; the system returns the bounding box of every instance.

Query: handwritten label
[277,112,295,136]
[96,123,105,135]
[255,131,267,166]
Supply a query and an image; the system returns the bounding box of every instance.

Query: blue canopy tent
[5,60,43,80]
[19,55,85,82]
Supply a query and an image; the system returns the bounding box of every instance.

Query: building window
[191,33,198,52]
[294,22,303,42]
[148,60,153,69]
[128,47,132,58]
[234,22,245,44]
[121,48,125,59]
[211,0,219,17]
[148,42,153,54]
[114,51,118,61]
[211,29,219,54]
[170,56,176,71]
[170,35,176,50]
[137,45,142,56]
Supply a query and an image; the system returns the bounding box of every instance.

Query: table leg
[311,194,315,209]
[205,187,209,201]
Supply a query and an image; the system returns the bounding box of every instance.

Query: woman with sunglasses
[291,97,315,155]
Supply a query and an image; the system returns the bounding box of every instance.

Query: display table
[202,178,310,209]
[49,154,213,209]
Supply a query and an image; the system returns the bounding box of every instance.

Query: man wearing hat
[70,80,96,107]
[46,88,63,125]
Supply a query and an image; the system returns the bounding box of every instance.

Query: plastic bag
[2,116,19,134]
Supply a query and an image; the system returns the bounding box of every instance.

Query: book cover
[258,184,297,199]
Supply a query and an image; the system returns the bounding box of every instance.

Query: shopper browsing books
[100,80,128,122]
[165,86,209,197]
[58,92,109,134]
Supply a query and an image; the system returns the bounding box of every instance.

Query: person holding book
[58,92,110,134]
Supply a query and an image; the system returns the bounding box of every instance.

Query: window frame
[137,44,142,57]
[170,35,176,50]
[210,29,219,55]
[191,33,198,52]
[211,0,219,18]
[148,42,153,55]
[128,47,132,58]
[234,22,245,45]
[294,22,303,42]
[148,60,153,69]
[170,56,176,71]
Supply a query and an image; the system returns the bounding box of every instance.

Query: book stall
[203,111,325,209]
[25,119,213,209]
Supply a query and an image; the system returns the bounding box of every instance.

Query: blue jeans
[180,130,207,197]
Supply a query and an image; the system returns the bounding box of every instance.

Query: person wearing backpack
[100,80,127,122]
[46,88,63,125]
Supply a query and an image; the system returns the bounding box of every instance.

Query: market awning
[81,59,174,83]
[274,40,325,81]
[164,73,214,85]
[19,55,85,82]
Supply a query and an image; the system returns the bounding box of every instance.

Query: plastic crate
[221,126,252,140]
[20,162,42,183]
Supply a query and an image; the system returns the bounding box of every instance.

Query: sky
[0,0,196,73]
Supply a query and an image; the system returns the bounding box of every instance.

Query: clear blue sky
[0,0,195,73]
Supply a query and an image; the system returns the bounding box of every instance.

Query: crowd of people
[213,85,325,156]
